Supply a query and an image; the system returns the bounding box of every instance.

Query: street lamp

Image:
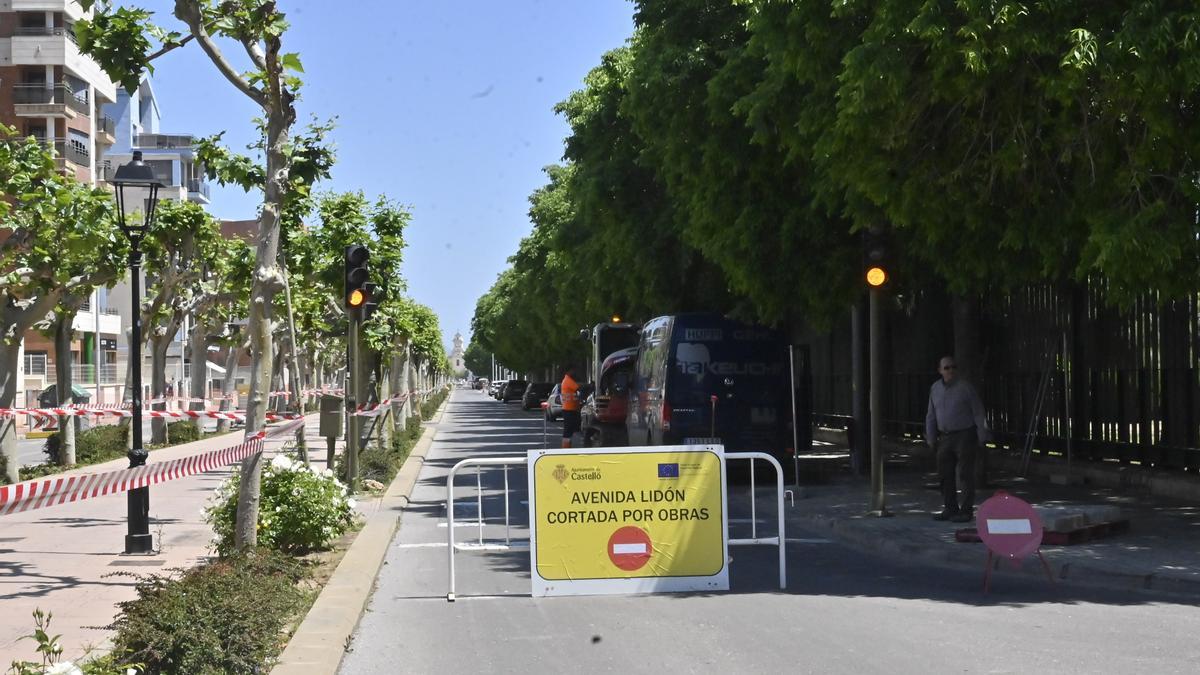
[112,150,163,554]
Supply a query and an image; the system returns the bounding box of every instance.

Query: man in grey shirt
[925,356,990,522]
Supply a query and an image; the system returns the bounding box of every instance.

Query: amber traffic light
[344,245,370,311]
[863,226,891,288]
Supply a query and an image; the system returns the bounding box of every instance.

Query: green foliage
[0,126,126,346]
[420,388,449,420]
[75,3,157,94]
[106,552,308,675]
[474,0,1200,368]
[164,421,200,445]
[7,608,140,674]
[206,454,356,556]
[463,340,491,377]
[57,425,128,466]
[21,425,128,479]
[357,448,394,483]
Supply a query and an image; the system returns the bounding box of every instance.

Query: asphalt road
[340,389,1200,674]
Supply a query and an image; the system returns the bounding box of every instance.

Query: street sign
[527,445,729,597]
[976,490,1043,560]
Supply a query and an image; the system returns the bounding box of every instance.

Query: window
[24,352,48,376]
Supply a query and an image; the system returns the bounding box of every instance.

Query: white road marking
[396,541,530,550]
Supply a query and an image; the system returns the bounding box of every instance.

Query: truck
[624,313,796,479]
[577,321,640,447]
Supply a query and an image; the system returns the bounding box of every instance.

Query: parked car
[489,380,506,398]
[501,379,529,402]
[544,384,564,421]
[626,313,794,478]
[522,382,554,410]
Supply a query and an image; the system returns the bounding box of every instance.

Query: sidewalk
[0,415,340,662]
[790,442,1200,597]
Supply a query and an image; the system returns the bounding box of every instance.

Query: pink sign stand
[975,490,1055,593]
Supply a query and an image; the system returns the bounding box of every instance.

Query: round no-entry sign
[608,526,653,571]
[976,491,1043,560]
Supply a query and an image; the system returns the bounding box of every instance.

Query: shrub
[54,424,130,466]
[107,552,308,674]
[358,448,395,483]
[420,388,449,419]
[78,424,129,463]
[206,454,356,556]
[40,431,63,465]
[41,424,128,467]
[164,421,201,445]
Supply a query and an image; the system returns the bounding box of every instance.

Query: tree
[463,341,490,378]
[79,0,321,548]
[0,128,125,482]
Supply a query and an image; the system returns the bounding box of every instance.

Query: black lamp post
[112,150,163,554]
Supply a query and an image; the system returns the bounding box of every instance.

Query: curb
[271,397,448,675]
[794,512,1200,599]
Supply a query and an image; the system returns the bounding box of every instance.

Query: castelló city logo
[553,464,569,484]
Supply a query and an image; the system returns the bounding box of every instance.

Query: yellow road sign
[528,446,729,596]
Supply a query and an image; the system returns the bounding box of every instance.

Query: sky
[138,0,636,351]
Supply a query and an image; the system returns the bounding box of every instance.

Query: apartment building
[100,76,218,404]
[2,1,124,410]
[0,0,117,185]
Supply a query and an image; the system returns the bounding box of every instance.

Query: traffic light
[361,282,379,321]
[863,226,890,288]
[344,245,370,314]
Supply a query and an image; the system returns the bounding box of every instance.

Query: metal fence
[808,282,1200,472]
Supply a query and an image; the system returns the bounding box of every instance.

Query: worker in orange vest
[560,365,581,448]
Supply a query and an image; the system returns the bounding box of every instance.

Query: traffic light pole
[868,287,890,516]
[345,313,360,490]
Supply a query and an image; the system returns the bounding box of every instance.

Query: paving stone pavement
[786,445,1200,596]
[0,415,354,663]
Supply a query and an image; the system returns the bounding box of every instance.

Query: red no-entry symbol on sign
[608,526,653,571]
[977,491,1044,560]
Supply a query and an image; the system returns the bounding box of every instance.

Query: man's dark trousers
[937,428,978,513]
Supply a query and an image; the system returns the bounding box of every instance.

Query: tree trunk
[190,317,209,435]
[217,342,241,434]
[150,330,172,445]
[1,343,23,483]
[1,293,62,481]
[398,338,412,432]
[52,312,77,466]
[234,95,291,552]
[952,294,981,386]
[402,344,413,423]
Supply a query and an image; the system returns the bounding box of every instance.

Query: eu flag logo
[658,463,679,478]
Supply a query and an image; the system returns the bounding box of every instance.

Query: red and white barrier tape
[303,388,345,397]
[0,417,306,517]
[0,407,302,422]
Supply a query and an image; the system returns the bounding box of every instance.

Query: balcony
[13,84,89,118]
[53,138,89,167]
[187,179,211,201]
[134,133,195,149]
[96,115,116,144]
[14,25,78,46]
[30,136,89,175]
